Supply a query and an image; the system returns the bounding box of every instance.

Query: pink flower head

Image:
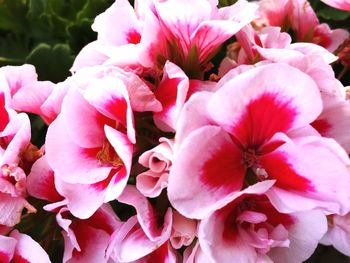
[45,66,161,218]
[198,182,327,262]
[137,137,174,198]
[139,0,258,78]
[321,213,350,256]
[0,230,51,263]
[108,186,173,262]
[0,88,37,227]
[321,0,350,10]
[168,63,350,219]
[258,0,349,51]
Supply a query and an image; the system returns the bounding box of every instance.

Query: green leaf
[318,7,350,21]
[0,0,27,32]
[25,43,74,82]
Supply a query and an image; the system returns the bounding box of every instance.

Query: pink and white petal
[0,64,37,96]
[1,113,31,165]
[0,193,29,227]
[46,114,112,184]
[168,125,245,219]
[174,91,214,150]
[62,88,108,148]
[11,230,51,263]
[183,242,214,263]
[154,61,189,132]
[321,0,350,11]
[312,99,350,153]
[134,242,179,263]
[289,43,338,64]
[136,171,169,198]
[118,185,173,240]
[27,155,62,202]
[11,81,55,115]
[92,0,141,46]
[66,222,111,263]
[268,210,327,263]
[54,177,106,219]
[171,210,197,249]
[208,63,322,147]
[0,235,16,262]
[261,135,350,215]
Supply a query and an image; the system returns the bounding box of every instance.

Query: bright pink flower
[168,63,350,219]
[0,230,51,263]
[137,137,174,198]
[321,213,350,256]
[321,0,350,10]
[0,89,36,227]
[46,66,161,218]
[107,186,173,262]
[170,210,197,249]
[197,182,327,263]
[258,0,349,51]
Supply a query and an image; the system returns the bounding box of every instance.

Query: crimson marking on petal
[12,254,30,263]
[126,29,141,44]
[91,168,119,191]
[231,93,297,148]
[102,97,128,127]
[259,153,314,192]
[311,118,331,135]
[143,242,169,263]
[200,142,245,191]
[0,92,9,132]
[0,252,11,263]
[154,78,181,113]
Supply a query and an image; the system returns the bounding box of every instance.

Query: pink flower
[321,213,350,256]
[170,210,197,249]
[45,66,161,218]
[168,63,350,219]
[0,230,51,263]
[137,137,174,198]
[0,89,37,227]
[258,0,349,51]
[197,182,327,262]
[321,0,350,10]
[107,186,173,262]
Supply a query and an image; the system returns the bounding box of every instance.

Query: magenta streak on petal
[0,251,11,263]
[102,97,128,127]
[0,92,9,132]
[12,253,30,263]
[154,78,181,114]
[143,242,169,263]
[311,118,331,135]
[231,92,297,149]
[126,29,141,44]
[259,152,314,192]
[200,140,245,190]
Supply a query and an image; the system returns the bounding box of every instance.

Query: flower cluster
[1,0,350,262]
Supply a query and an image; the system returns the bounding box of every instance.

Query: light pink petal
[46,114,112,184]
[27,155,62,202]
[136,171,168,198]
[0,64,37,96]
[183,242,212,263]
[170,210,197,249]
[83,77,135,143]
[62,88,108,148]
[154,62,189,132]
[268,210,327,263]
[118,185,173,240]
[208,63,322,147]
[92,0,141,46]
[0,235,16,262]
[262,135,350,215]
[321,0,350,11]
[0,193,28,227]
[168,125,245,219]
[134,242,179,263]
[11,81,54,115]
[289,42,338,64]
[10,230,51,263]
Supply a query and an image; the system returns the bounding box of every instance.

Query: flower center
[242,148,269,185]
[96,140,123,167]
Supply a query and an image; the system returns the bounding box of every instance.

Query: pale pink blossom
[170,210,197,249]
[0,230,51,263]
[321,213,350,256]
[0,89,37,227]
[45,66,161,218]
[137,137,174,198]
[107,186,173,262]
[321,0,350,10]
[258,0,349,51]
[197,182,327,263]
[168,63,350,219]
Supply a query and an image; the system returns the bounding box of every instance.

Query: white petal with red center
[0,235,16,262]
